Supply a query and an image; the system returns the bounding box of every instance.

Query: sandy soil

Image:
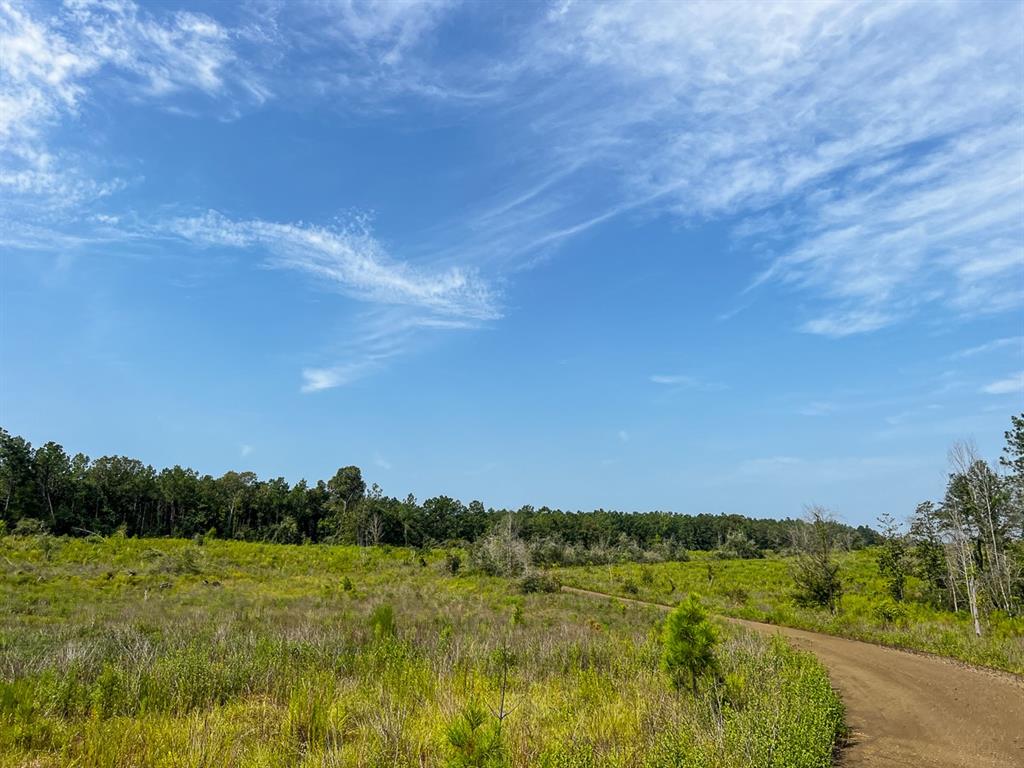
[561,586,1024,768]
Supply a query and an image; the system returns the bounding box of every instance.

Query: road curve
[561,585,1024,768]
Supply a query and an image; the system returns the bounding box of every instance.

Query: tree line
[772,416,1023,629]
[895,415,1024,627]
[0,427,878,553]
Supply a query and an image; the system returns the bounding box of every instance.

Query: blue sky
[2,0,1022,526]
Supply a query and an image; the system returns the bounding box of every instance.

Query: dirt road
[561,586,1024,768]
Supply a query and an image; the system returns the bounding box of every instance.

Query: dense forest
[0,427,879,554]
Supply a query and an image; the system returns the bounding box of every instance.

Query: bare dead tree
[366,511,384,547]
[949,442,1017,616]
[941,447,984,636]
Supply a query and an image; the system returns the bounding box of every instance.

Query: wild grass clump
[283,674,348,750]
[369,604,396,638]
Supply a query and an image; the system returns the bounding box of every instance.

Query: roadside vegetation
[562,418,1024,673]
[558,548,1024,674]
[0,536,842,768]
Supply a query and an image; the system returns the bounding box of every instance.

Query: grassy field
[0,535,843,768]
[556,549,1024,674]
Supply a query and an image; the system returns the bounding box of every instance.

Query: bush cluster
[517,572,561,594]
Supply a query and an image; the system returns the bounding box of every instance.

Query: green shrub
[518,572,560,594]
[714,530,763,560]
[791,508,844,614]
[872,598,908,625]
[661,594,718,694]
[446,551,462,575]
[12,518,49,536]
[151,545,204,575]
[470,525,529,576]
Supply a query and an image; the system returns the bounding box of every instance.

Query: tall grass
[0,535,841,767]
[556,550,1024,674]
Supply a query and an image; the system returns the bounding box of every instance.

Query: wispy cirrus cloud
[480,0,1024,336]
[250,0,491,104]
[64,0,268,102]
[798,401,837,418]
[649,374,724,391]
[981,372,1024,397]
[951,336,1024,360]
[299,305,483,392]
[168,210,496,320]
[166,210,498,391]
[0,0,266,212]
[292,0,456,68]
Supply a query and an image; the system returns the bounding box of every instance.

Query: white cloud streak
[981,372,1024,396]
[649,374,724,391]
[951,337,1024,360]
[167,211,498,392]
[169,210,496,320]
[303,0,456,68]
[798,401,836,417]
